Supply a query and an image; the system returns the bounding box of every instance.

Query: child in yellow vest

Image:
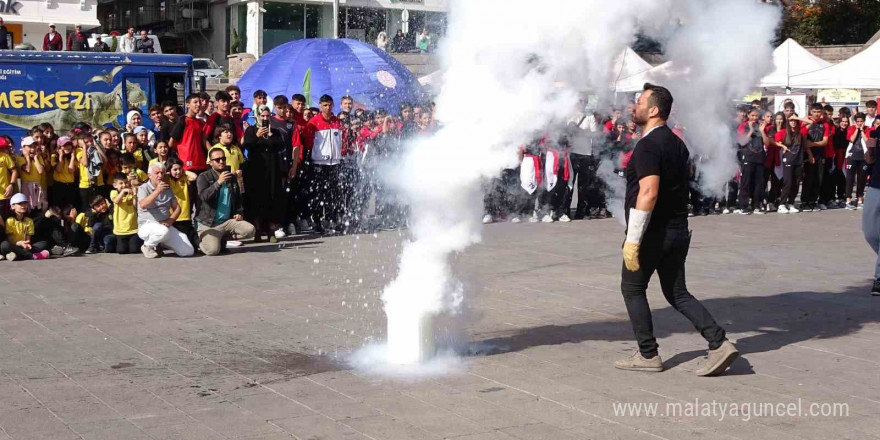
[0,136,18,219]
[1,193,50,261]
[109,173,143,254]
[17,137,48,213]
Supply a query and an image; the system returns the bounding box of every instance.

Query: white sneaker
[722,208,731,214]
[274,228,287,239]
[777,204,789,214]
[226,240,243,247]
[510,216,521,223]
[767,203,775,212]
[858,201,864,210]
[528,212,539,223]
[141,245,159,259]
[541,214,554,223]
[0,253,4,261]
[559,214,571,223]
[788,204,799,213]
[482,214,493,224]
[5,252,15,261]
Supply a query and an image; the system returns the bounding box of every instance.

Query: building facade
[1,0,101,49]
[204,0,448,66]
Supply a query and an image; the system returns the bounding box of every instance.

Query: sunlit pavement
[0,209,876,440]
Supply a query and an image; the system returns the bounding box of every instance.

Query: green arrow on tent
[302,68,312,107]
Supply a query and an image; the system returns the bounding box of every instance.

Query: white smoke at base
[596,159,626,227]
[376,0,780,366]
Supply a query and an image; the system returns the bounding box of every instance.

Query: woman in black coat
[242,106,286,242]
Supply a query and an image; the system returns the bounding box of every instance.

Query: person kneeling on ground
[195,147,254,256]
[136,162,194,258]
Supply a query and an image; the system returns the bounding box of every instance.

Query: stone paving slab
[0,209,877,439]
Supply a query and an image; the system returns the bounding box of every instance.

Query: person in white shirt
[865,100,877,128]
[119,27,136,53]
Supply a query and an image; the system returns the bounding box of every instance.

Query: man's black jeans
[620,226,727,358]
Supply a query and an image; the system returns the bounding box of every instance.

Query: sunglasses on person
[211,156,227,163]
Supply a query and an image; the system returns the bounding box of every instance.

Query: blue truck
[0,51,194,149]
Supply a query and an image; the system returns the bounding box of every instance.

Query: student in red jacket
[798,104,831,212]
[844,113,872,210]
[169,94,207,175]
[43,24,63,51]
[303,95,343,234]
[760,111,785,212]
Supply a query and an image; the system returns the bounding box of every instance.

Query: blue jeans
[862,187,880,279]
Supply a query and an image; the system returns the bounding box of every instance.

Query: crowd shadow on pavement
[467,284,878,373]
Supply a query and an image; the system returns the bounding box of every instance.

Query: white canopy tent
[759,38,832,88]
[788,40,880,89]
[614,61,691,93]
[612,47,654,84]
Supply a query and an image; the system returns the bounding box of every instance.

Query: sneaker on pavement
[767,203,776,212]
[286,224,298,236]
[5,252,16,262]
[32,250,50,260]
[788,204,799,213]
[872,279,880,296]
[482,214,493,224]
[50,245,64,256]
[62,246,80,257]
[85,246,98,254]
[510,216,521,223]
[529,212,539,223]
[0,253,4,261]
[541,214,554,223]
[858,200,864,209]
[274,228,287,239]
[777,204,789,214]
[695,340,739,377]
[818,204,828,210]
[559,214,571,222]
[754,208,765,215]
[722,208,731,214]
[226,240,243,247]
[141,245,159,259]
[845,202,857,210]
[614,351,663,372]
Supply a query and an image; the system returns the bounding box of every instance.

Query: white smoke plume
[378,0,780,365]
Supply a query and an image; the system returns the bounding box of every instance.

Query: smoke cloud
[378,0,781,365]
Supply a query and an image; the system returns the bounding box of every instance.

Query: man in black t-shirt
[616,83,736,376]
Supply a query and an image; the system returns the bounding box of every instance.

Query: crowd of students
[0,85,437,261]
[1,84,874,262]
[481,98,880,225]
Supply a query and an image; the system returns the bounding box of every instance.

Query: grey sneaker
[614,351,663,372]
[5,252,16,262]
[141,245,159,259]
[695,340,739,376]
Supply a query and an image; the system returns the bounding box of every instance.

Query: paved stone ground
[0,209,877,440]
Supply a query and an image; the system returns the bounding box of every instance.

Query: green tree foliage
[780,0,880,45]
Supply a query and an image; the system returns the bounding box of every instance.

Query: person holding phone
[242,106,286,242]
[195,147,254,256]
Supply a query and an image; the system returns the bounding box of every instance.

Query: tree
[779,0,880,45]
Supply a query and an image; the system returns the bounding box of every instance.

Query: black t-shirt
[625,124,689,231]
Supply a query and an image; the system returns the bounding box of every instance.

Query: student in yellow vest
[51,136,79,209]
[1,193,50,261]
[109,173,143,254]
[167,157,198,248]
[17,137,48,213]
[0,136,18,219]
[76,133,106,213]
